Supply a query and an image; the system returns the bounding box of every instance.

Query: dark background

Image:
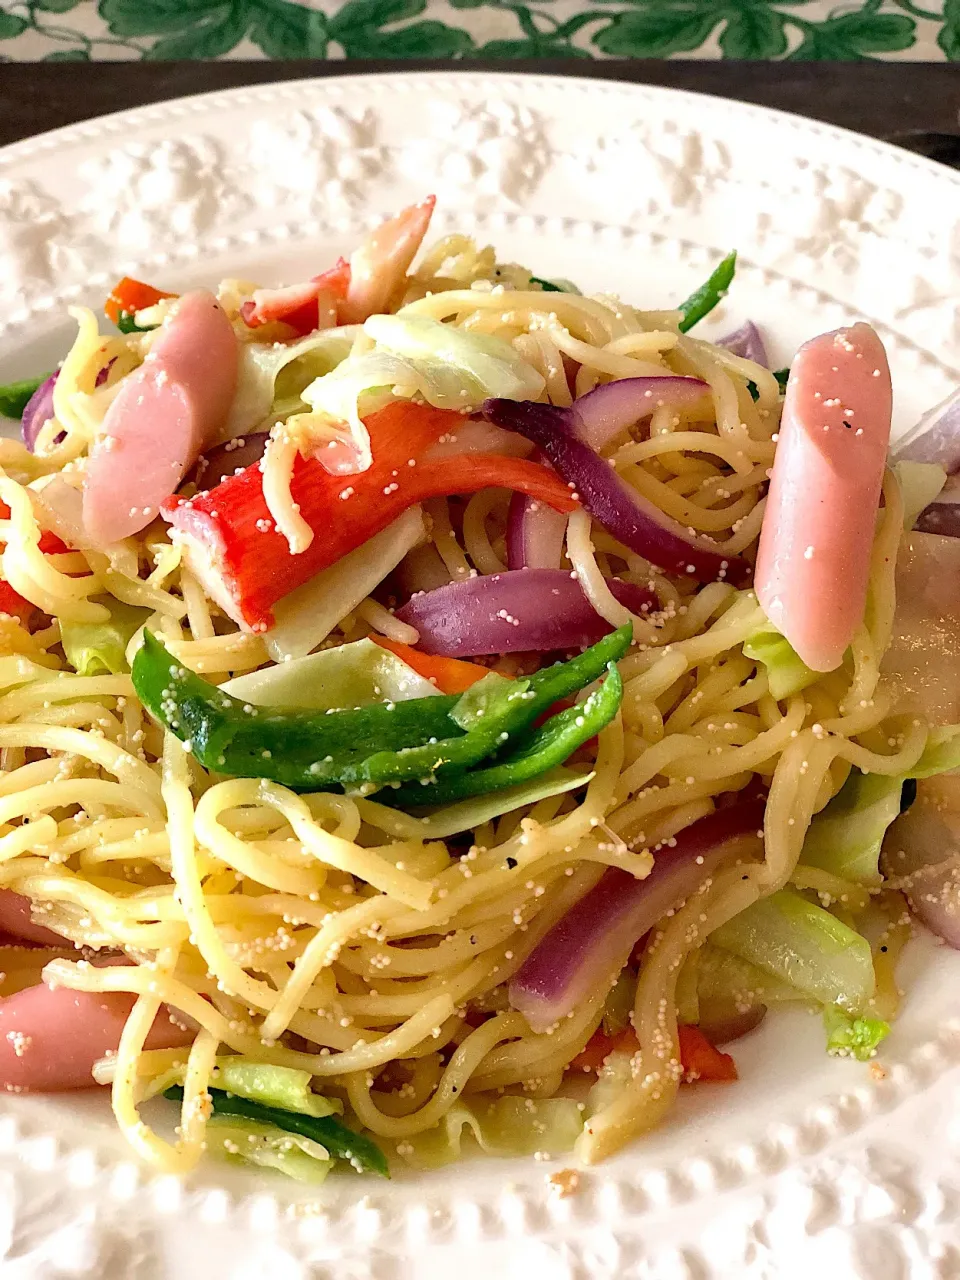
[1,60,959,165]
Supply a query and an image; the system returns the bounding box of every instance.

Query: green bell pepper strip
[677,251,737,333]
[132,625,631,794]
[385,663,622,808]
[0,376,48,421]
[344,626,631,788]
[164,1085,388,1176]
[132,630,462,788]
[115,313,159,335]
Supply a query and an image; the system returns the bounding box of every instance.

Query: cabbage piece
[293,314,545,469]
[799,769,905,888]
[697,943,804,1008]
[711,889,876,1012]
[359,764,594,839]
[221,636,439,710]
[205,1116,333,1184]
[601,968,636,1037]
[264,507,427,663]
[823,1006,890,1061]
[226,328,359,437]
[894,460,947,531]
[60,598,151,675]
[211,1060,340,1117]
[144,1056,341,1118]
[743,621,817,699]
[910,726,960,778]
[395,1095,584,1169]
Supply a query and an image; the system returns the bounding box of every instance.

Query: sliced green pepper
[164,1085,388,1176]
[341,626,629,787]
[0,375,47,421]
[132,630,461,788]
[132,625,631,795]
[115,313,158,335]
[385,662,622,808]
[529,276,564,293]
[677,251,737,333]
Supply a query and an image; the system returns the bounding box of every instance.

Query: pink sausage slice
[83,291,239,546]
[0,889,69,947]
[0,981,193,1092]
[755,323,892,672]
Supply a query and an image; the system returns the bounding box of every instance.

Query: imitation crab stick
[755,323,892,672]
[240,261,351,336]
[240,194,434,335]
[163,401,577,632]
[83,292,239,547]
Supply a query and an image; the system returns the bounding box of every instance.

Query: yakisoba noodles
[0,196,957,1184]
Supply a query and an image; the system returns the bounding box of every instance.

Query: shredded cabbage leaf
[226,328,359,437]
[221,636,439,710]
[697,943,804,1009]
[60,598,150,676]
[823,1007,890,1061]
[205,1116,334,1184]
[800,769,905,888]
[358,764,594,839]
[144,1056,341,1119]
[291,314,545,472]
[743,621,818,699]
[910,725,960,778]
[711,889,876,1012]
[394,1095,584,1169]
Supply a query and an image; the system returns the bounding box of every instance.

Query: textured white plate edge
[0,71,959,1278]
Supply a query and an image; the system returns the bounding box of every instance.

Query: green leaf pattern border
[0,0,953,62]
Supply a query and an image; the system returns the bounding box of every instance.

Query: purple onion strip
[509,800,766,1033]
[892,387,960,475]
[396,568,657,657]
[21,374,58,453]
[717,321,768,367]
[483,397,752,587]
[573,376,710,452]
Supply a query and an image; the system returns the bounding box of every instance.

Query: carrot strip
[104,277,176,326]
[569,1023,737,1083]
[677,1024,738,1082]
[372,636,490,694]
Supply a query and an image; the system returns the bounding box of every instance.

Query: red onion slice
[916,476,960,538]
[509,800,766,1032]
[190,432,269,491]
[483,398,751,587]
[21,374,58,452]
[717,321,768,367]
[892,387,960,474]
[882,791,960,949]
[506,492,568,570]
[396,568,657,656]
[574,376,710,452]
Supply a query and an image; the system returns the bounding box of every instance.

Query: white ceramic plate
[1,73,959,1280]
